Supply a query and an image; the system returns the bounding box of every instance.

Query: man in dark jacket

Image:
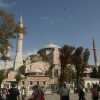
[8,83,20,100]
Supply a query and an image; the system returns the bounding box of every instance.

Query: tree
[80,48,90,77]
[83,48,90,65]
[64,68,75,83]
[59,44,90,90]
[97,67,100,78]
[91,67,98,78]
[59,45,75,82]
[0,9,26,60]
[18,65,26,76]
[15,72,23,86]
[72,47,83,90]
[0,69,5,89]
[72,47,90,91]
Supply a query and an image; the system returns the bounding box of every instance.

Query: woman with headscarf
[31,85,42,100]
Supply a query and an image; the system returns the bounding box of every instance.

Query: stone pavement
[26,92,93,100]
[44,93,92,100]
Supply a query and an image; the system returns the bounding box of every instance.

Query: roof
[43,43,60,49]
[29,68,42,73]
[82,78,100,80]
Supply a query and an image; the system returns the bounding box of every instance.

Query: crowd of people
[57,82,100,100]
[0,82,100,100]
[0,83,20,100]
[0,83,45,100]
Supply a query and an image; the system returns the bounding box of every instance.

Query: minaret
[4,46,10,71]
[93,38,99,67]
[14,16,23,70]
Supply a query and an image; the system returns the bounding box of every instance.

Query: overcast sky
[0,0,100,69]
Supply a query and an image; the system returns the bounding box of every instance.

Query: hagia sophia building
[1,16,100,95]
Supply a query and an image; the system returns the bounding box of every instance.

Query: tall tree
[15,72,23,86]
[83,48,90,65]
[0,9,26,60]
[18,65,26,76]
[59,45,75,82]
[97,67,100,78]
[91,67,98,78]
[64,68,75,83]
[72,46,83,90]
[80,48,90,76]
[0,69,5,89]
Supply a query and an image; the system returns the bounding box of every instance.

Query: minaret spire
[14,15,23,70]
[93,38,99,67]
[19,15,23,25]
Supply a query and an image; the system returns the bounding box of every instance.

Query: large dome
[43,43,60,49]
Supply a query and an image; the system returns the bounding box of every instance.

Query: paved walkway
[44,93,92,100]
[26,92,92,100]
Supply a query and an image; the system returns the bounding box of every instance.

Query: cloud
[0,0,16,8]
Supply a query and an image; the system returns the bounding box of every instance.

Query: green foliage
[0,9,16,54]
[83,48,90,65]
[15,72,23,84]
[97,67,100,78]
[59,45,75,82]
[18,65,26,76]
[72,47,83,77]
[0,9,27,59]
[59,44,90,91]
[15,65,26,84]
[60,45,75,67]
[1,54,10,61]
[91,67,99,78]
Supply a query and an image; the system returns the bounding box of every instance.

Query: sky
[0,0,100,69]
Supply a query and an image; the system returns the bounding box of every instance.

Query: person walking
[8,83,20,100]
[31,85,42,100]
[21,86,25,100]
[59,82,69,100]
[78,85,86,100]
[91,84,99,100]
[57,83,63,100]
[0,88,9,100]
